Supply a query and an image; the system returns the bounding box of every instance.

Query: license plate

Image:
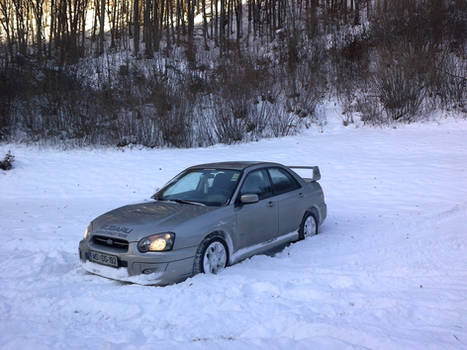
[88,250,118,268]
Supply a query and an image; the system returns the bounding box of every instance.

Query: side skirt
[230,230,299,264]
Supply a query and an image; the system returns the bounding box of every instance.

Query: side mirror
[151,187,161,200]
[240,194,259,204]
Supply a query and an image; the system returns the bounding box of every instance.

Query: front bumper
[79,238,197,285]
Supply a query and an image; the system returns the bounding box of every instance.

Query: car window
[160,169,241,206]
[268,167,301,195]
[163,172,202,196]
[239,169,272,200]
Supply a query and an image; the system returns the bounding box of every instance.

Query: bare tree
[99,0,105,54]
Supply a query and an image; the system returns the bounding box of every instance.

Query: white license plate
[89,250,118,268]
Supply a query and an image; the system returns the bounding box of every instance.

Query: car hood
[91,201,217,242]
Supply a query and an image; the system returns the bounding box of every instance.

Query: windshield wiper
[170,199,207,206]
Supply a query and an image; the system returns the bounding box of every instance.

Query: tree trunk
[144,0,153,57]
[134,0,140,56]
[99,0,105,54]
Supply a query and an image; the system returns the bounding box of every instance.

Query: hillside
[1,0,465,147]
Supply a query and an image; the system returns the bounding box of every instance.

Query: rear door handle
[299,192,304,198]
[268,201,274,207]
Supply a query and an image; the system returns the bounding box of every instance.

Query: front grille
[92,235,129,252]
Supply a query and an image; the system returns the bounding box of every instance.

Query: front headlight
[138,233,175,252]
[84,223,91,239]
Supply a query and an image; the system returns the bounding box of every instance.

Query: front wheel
[193,234,228,275]
[298,213,318,240]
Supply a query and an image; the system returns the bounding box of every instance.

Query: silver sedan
[79,161,327,285]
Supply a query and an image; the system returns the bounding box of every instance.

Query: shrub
[0,151,14,170]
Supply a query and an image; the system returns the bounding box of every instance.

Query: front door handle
[268,201,274,207]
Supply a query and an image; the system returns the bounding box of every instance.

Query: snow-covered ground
[1,119,467,349]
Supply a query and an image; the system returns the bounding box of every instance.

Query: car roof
[189,161,282,171]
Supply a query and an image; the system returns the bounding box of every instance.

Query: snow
[1,118,467,349]
[81,261,164,285]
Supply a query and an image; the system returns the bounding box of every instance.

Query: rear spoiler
[287,166,321,182]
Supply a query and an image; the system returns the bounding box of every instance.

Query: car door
[234,169,278,249]
[267,167,304,238]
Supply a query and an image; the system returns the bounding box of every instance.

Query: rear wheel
[193,234,228,275]
[298,212,317,240]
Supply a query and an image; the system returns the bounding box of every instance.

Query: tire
[298,212,318,240]
[193,233,228,276]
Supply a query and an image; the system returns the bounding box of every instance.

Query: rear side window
[268,167,301,195]
[239,169,273,200]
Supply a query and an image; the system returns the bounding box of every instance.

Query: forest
[0,0,465,147]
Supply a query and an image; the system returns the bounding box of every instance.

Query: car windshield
[157,169,242,206]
